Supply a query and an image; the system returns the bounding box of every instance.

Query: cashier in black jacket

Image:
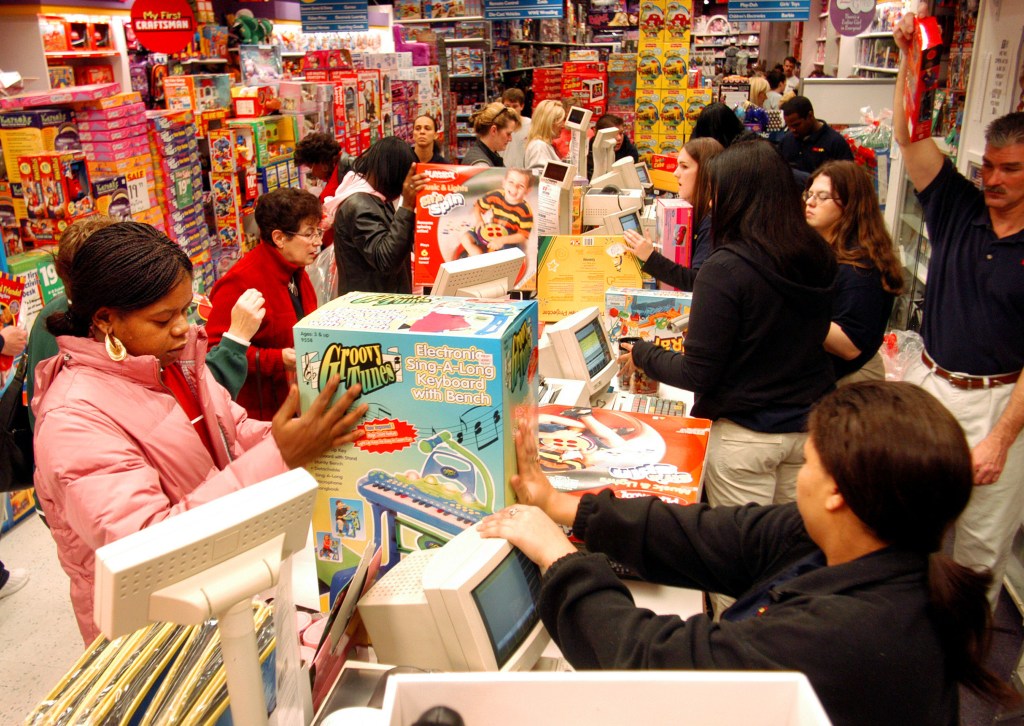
[479,382,1014,726]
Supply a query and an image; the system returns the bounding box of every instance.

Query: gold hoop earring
[105,333,127,362]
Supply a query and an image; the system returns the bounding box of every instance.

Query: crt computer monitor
[537,306,618,401]
[358,525,550,672]
[431,248,527,299]
[591,127,619,180]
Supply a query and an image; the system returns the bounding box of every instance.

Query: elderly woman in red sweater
[207,188,323,420]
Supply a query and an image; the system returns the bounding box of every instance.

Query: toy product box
[294,292,538,608]
[605,286,693,353]
[658,90,687,135]
[0,83,119,111]
[659,132,685,157]
[6,248,63,330]
[75,91,142,111]
[536,235,645,323]
[48,66,75,89]
[73,64,115,86]
[662,44,689,89]
[18,151,93,222]
[239,44,284,86]
[394,0,423,20]
[0,109,81,219]
[164,74,232,114]
[634,132,658,160]
[634,89,661,135]
[277,81,333,114]
[413,164,541,293]
[903,15,943,143]
[332,75,361,156]
[655,198,694,271]
[635,46,665,90]
[91,175,132,221]
[664,0,692,42]
[231,86,279,118]
[536,404,708,507]
[396,66,442,127]
[357,70,383,150]
[638,0,667,44]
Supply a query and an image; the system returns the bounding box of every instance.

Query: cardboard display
[294,292,538,610]
[413,164,540,292]
[535,234,645,323]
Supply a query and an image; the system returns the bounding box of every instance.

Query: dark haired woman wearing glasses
[207,187,324,420]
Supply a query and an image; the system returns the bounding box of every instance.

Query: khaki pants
[905,354,1024,609]
[704,419,807,507]
[837,352,886,386]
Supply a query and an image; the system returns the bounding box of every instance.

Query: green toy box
[294,292,538,610]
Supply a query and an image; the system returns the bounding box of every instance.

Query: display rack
[852,2,902,78]
[690,16,760,76]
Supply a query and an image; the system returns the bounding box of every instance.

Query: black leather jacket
[333,193,416,296]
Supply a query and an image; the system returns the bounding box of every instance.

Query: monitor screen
[635,163,651,185]
[619,212,641,233]
[575,318,613,379]
[542,160,569,183]
[471,548,543,668]
[567,107,587,125]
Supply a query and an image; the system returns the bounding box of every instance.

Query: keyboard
[608,391,688,417]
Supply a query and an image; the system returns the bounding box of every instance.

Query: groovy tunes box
[294,292,538,610]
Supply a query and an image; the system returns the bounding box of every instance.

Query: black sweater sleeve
[631,253,739,392]
[641,251,698,292]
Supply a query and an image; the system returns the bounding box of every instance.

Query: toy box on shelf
[294,292,538,609]
[412,164,541,293]
[0,108,81,221]
[604,286,693,352]
[535,235,646,323]
[17,151,94,245]
[536,404,708,508]
[164,74,232,115]
[239,44,284,86]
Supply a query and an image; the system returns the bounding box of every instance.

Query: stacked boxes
[655,198,694,271]
[561,61,608,117]
[146,110,216,292]
[208,126,247,271]
[637,0,697,154]
[164,74,233,137]
[294,292,538,607]
[607,53,638,131]
[227,116,299,196]
[604,286,693,353]
[390,79,421,144]
[396,66,442,133]
[532,66,563,105]
[0,108,81,222]
[74,92,157,226]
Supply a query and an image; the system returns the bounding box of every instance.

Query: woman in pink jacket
[32,222,368,644]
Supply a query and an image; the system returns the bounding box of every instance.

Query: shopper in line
[32,222,368,643]
[207,188,321,421]
[764,70,786,110]
[585,114,640,180]
[411,114,447,164]
[892,11,1024,608]
[295,132,352,250]
[523,100,566,172]
[804,161,902,384]
[480,382,1013,726]
[778,96,853,179]
[461,102,520,167]
[333,137,427,295]
[27,216,260,427]
[782,55,801,94]
[621,140,836,508]
[622,136,724,289]
[501,88,531,169]
[689,102,744,149]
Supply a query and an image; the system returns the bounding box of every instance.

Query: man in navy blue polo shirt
[778,96,854,180]
[893,12,1024,607]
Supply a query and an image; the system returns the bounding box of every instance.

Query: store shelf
[496,64,560,74]
[450,73,482,79]
[396,16,485,24]
[282,51,306,57]
[693,42,759,48]
[853,64,898,74]
[180,58,228,65]
[45,50,119,59]
[858,31,897,38]
[457,133,476,138]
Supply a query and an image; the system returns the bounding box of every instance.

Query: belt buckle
[947,371,980,389]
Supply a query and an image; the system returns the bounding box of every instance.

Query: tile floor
[0,513,83,723]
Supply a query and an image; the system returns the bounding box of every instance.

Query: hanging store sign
[484,0,564,21]
[299,0,370,33]
[130,0,196,55]
[728,0,811,22]
[829,0,873,37]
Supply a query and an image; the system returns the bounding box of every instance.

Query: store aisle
[0,514,82,722]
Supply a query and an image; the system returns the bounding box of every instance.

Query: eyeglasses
[290,228,324,241]
[802,190,840,204]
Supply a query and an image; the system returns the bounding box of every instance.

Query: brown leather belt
[922,352,1020,390]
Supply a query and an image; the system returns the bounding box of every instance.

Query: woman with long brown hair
[622,136,724,290]
[804,160,903,383]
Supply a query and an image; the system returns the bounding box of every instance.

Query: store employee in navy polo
[892,11,1024,609]
[778,96,853,180]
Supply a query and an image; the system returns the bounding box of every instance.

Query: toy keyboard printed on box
[536,403,710,503]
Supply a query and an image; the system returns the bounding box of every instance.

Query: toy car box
[604,286,693,352]
[294,292,538,610]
